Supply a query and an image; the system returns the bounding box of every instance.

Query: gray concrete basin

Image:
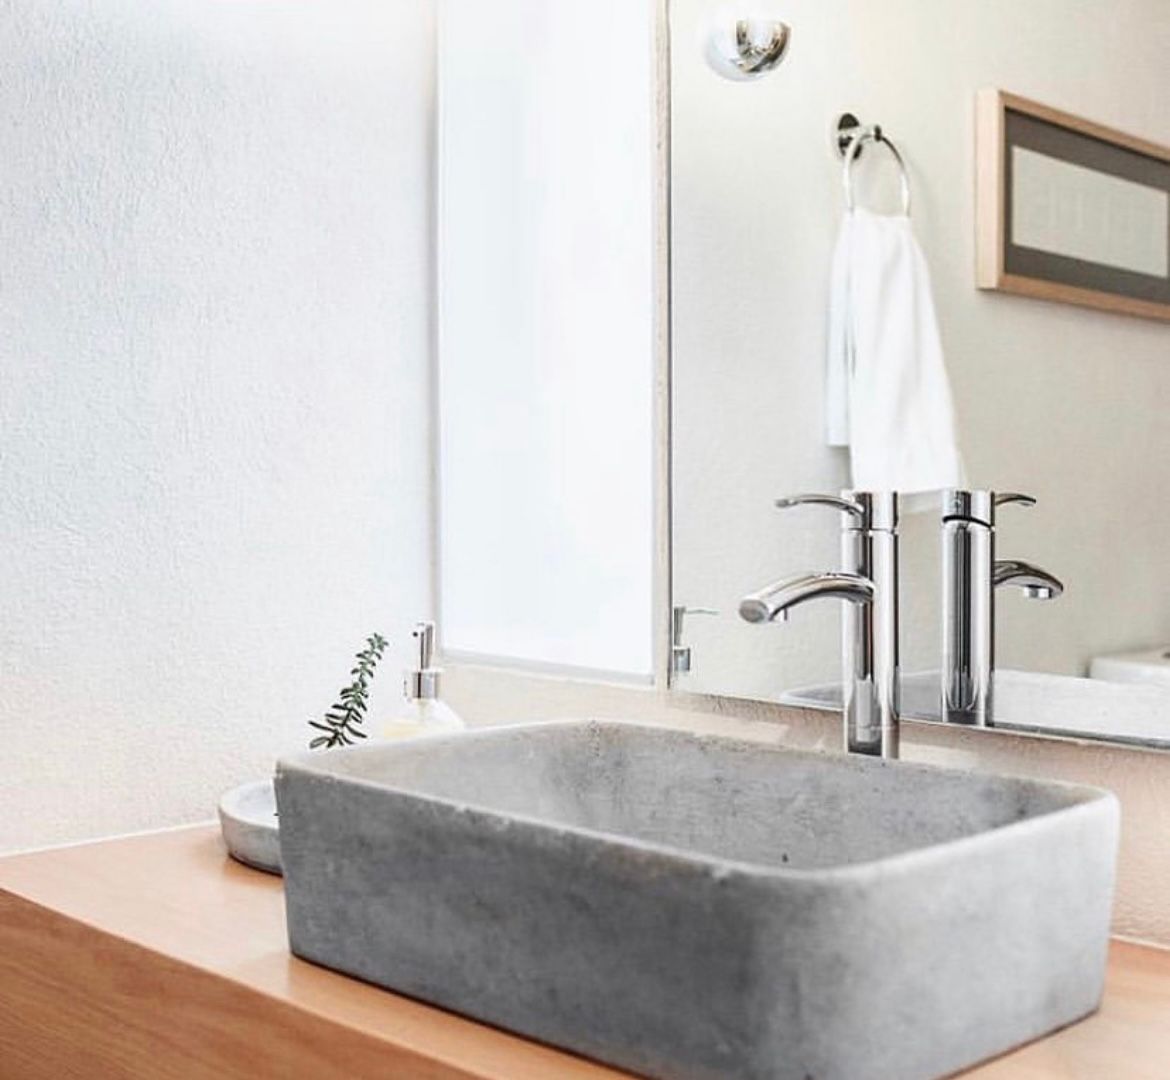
[275,719,1118,1080]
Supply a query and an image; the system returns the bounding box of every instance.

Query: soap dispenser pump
[384,621,465,739]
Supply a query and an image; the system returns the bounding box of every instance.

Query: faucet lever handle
[994,492,1037,509]
[776,491,897,531]
[775,493,864,518]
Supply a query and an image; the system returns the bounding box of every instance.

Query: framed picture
[976,89,1170,322]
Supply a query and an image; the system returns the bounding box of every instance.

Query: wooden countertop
[0,826,1167,1080]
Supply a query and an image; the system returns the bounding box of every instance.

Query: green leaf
[309,630,388,750]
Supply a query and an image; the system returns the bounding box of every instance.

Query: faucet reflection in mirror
[740,491,900,759]
[941,490,1064,727]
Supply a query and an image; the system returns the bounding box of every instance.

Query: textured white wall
[0,1,436,851]
[671,0,1170,700]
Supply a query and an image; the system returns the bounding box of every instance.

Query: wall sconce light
[704,13,791,81]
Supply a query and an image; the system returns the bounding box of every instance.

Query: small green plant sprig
[308,633,388,749]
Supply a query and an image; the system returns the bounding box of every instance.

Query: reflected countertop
[783,669,1170,752]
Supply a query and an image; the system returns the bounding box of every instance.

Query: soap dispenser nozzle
[405,621,441,701]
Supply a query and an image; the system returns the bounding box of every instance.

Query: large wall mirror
[669,1,1170,748]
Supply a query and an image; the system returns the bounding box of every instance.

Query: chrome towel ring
[838,117,911,216]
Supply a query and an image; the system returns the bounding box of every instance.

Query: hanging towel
[825,207,965,499]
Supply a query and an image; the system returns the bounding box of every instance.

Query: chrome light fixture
[704,13,791,80]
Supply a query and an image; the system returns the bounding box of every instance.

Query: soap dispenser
[384,621,465,738]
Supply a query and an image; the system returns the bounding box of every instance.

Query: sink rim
[275,718,1117,884]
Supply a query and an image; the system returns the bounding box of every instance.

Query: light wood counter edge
[1,825,1168,1080]
[0,826,624,1080]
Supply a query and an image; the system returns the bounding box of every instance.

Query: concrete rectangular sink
[275,720,1118,1080]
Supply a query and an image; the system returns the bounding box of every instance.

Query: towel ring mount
[835,112,911,216]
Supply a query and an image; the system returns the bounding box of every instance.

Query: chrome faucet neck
[843,490,899,533]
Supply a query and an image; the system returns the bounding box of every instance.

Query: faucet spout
[739,571,875,624]
[993,559,1064,599]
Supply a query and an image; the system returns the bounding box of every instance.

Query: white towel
[826,208,965,500]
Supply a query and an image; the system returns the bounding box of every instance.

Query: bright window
[436,0,654,677]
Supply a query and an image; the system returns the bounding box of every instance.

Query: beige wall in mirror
[670,0,1170,709]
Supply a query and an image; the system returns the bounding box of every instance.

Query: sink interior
[307,720,1091,872]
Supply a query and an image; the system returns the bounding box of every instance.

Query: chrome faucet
[739,492,900,759]
[940,490,1064,726]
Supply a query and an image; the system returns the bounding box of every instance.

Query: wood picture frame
[976,89,1170,322]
